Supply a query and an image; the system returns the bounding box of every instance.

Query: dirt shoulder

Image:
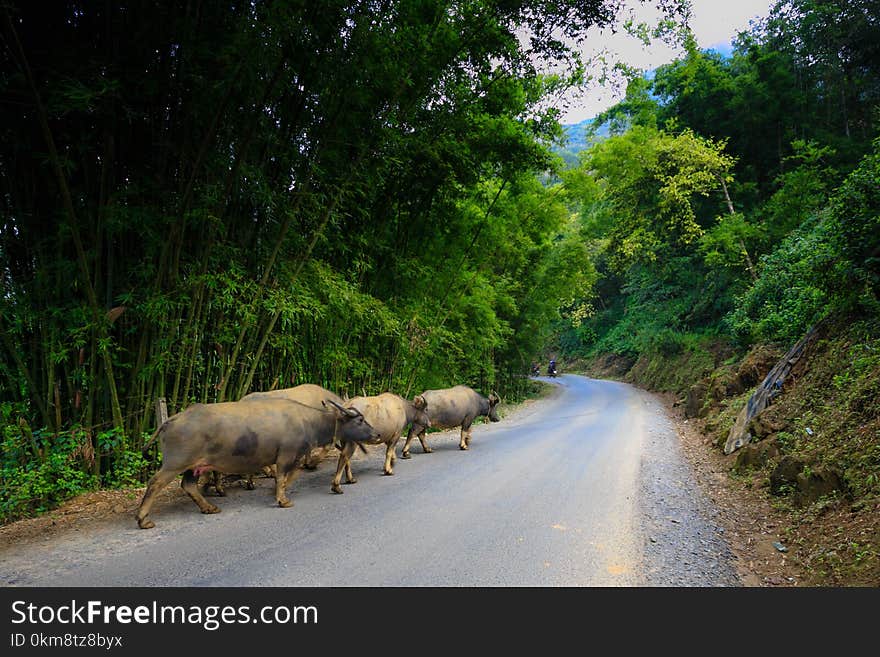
[655,392,803,586]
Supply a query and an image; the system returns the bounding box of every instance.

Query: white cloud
[556,0,776,124]
[690,0,776,49]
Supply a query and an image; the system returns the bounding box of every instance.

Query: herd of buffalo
[135,384,501,529]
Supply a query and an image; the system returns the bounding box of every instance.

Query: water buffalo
[330,393,429,494]
[241,383,346,468]
[200,384,345,496]
[401,385,500,458]
[135,398,377,529]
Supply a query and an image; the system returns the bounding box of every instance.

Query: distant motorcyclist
[547,358,557,377]
[530,362,541,376]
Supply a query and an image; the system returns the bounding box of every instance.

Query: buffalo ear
[413,394,427,409]
[489,392,500,405]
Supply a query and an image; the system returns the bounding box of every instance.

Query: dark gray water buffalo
[135,398,377,529]
[401,385,500,458]
[331,393,429,494]
[241,383,346,468]
[201,384,347,496]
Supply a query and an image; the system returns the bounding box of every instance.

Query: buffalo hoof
[401,452,411,459]
[201,504,221,514]
[278,499,293,508]
[344,478,357,485]
[244,481,255,491]
[382,471,394,476]
[423,448,433,453]
[137,518,155,530]
[215,489,227,497]
[331,485,343,494]
[459,445,468,451]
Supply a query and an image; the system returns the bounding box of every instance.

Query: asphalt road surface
[0,375,741,586]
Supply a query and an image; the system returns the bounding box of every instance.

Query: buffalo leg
[402,427,431,459]
[459,422,472,450]
[302,447,320,470]
[344,450,356,483]
[205,471,226,496]
[417,428,433,453]
[135,468,179,529]
[214,471,226,496]
[181,469,221,515]
[384,436,401,475]
[401,428,415,459]
[303,444,331,470]
[275,451,306,508]
[343,442,357,484]
[274,468,292,508]
[382,440,395,475]
[243,474,255,490]
[331,441,357,494]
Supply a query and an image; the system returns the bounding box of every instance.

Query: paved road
[0,375,741,586]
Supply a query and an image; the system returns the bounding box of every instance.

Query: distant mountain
[551,118,610,169]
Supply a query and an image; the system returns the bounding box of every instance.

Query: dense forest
[1,0,878,562]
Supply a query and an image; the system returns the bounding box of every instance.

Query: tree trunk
[718,176,757,282]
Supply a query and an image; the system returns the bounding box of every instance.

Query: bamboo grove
[1,1,669,516]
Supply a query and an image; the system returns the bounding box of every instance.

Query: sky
[558,0,777,124]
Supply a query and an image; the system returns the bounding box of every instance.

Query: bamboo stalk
[0,320,52,428]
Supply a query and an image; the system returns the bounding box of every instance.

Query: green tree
[582,125,737,272]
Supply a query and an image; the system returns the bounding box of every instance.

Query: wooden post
[155,397,168,427]
[53,381,62,435]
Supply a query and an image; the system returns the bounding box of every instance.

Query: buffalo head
[487,392,500,422]
[411,394,431,428]
[324,399,380,444]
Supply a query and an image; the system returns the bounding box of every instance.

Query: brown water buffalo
[135,398,377,529]
[241,383,346,468]
[330,393,429,494]
[401,385,500,458]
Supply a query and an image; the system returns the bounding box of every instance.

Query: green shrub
[0,419,155,524]
[652,328,686,356]
[0,449,98,524]
[829,138,880,297]
[727,217,840,344]
[101,441,153,489]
